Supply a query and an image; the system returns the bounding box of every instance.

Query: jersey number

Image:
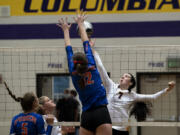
[84,72,94,85]
[22,123,28,135]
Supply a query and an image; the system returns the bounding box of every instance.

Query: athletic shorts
[112,129,129,135]
[80,105,112,132]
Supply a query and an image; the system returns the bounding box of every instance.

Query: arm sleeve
[10,119,15,135]
[37,115,52,135]
[66,46,74,73]
[93,51,115,94]
[83,41,96,66]
[46,125,53,135]
[134,89,167,101]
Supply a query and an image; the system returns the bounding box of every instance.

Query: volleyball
[77,21,93,38]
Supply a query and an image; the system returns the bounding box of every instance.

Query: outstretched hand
[57,17,72,31]
[89,39,96,48]
[45,114,54,126]
[73,10,88,42]
[73,10,87,24]
[166,81,175,92]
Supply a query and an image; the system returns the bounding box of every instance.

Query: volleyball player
[3,82,53,135]
[39,96,62,135]
[91,49,175,135]
[57,11,112,135]
[56,96,80,135]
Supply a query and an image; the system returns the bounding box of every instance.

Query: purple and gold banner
[0,0,180,16]
[0,21,180,39]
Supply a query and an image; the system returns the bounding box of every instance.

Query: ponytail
[73,52,95,89]
[73,52,88,74]
[73,52,88,89]
[128,73,136,92]
[4,81,36,112]
[4,81,22,102]
[129,101,152,121]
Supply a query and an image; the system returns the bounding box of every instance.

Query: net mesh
[0,46,180,134]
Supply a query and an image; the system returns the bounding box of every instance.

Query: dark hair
[70,90,77,97]
[129,101,152,121]
[128,73,136,92]
[4,81,36,112]
[64,89,70,95]
[73,52,88,89]
[56,96,80,122]
[73,52,88,74]
[36,104,45,115]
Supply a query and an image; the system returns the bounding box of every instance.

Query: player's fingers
[69,23,72,28]
[61,18,64,24]
[73,16,77,22]
[76,10,80,17]
[83,11,87,17]
[58,19,62,24]
[168,81,175,87]
[56,24,62,28]
[80,9,83,15]
[84,14,88,20]
[65,17,68,23]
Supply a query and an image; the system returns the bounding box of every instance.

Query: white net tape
[1,121,180,127]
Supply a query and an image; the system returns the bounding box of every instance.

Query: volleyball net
[0,46,180,134]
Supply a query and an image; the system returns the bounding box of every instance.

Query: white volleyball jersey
[94,51,167,131]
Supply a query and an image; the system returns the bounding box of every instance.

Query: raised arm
[73,10,88,42]
[74,11,96,66]
[57,17,71,47]
[135,81,175,101]
[89,39,116,94]
[93,51,115,94]
[57,18,74,73]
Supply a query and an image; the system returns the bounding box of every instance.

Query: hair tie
[73,60,84,64]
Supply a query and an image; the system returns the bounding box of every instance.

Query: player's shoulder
[29,113,44,124]
[11,113,24,123]
[12,113,23,119]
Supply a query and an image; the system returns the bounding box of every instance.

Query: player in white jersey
[91,48,175,135]
[38,96,62,135]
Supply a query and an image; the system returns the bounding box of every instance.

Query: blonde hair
[39,96,47,105]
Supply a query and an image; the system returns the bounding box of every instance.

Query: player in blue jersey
[57,11,112,135]
[3,81,53,135]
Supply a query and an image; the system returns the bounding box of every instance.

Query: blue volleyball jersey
[66,41,108,111]
[10,112,52,135]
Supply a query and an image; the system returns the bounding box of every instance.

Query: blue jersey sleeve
[46,125,53,135]
[66,46,74,73]
[10,118,15,135]
[83,41,96,66]
[36,115,46,134]
[36,115,52,135]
